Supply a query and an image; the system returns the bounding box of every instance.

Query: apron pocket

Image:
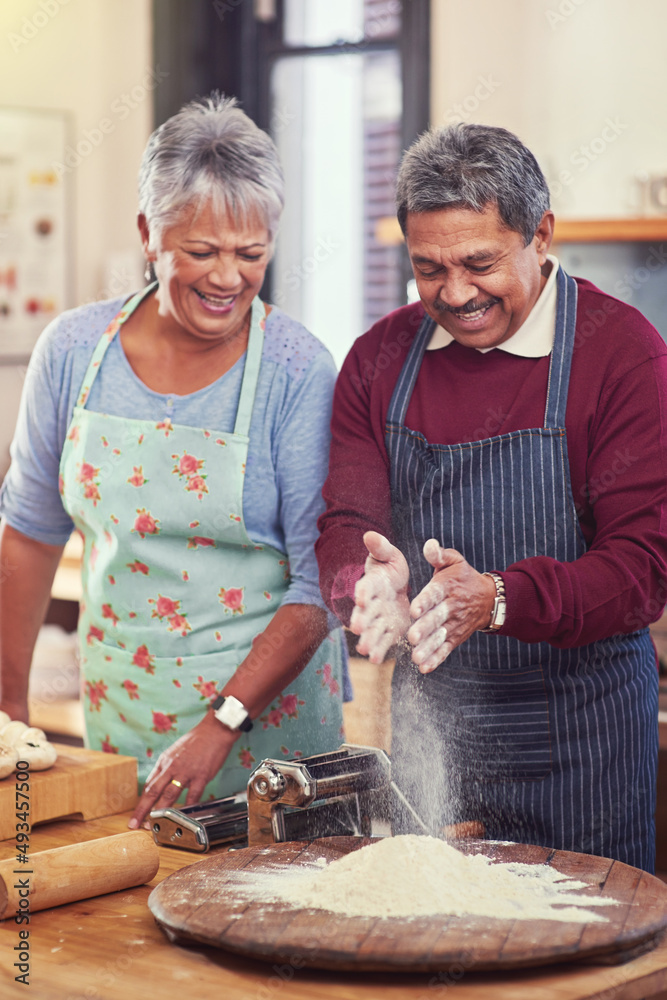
[393,659,553,784]
[435,665,553,782]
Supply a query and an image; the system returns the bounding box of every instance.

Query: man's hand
[350,531,410,664]
[407,539,496,673]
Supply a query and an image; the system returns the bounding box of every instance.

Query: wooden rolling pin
[0,832,159,919]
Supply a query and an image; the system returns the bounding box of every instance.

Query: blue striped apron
[386,266,658,871]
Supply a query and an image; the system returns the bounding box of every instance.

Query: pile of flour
[263,835,617,923]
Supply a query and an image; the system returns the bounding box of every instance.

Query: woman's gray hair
[138,92,284,247]
[396,123,550,246]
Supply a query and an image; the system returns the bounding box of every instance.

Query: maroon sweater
[316,278,667,648]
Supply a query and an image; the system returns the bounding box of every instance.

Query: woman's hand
[350,531,411,664]
[406,539,496,673]
[128,711,238,829]
[128,602,332,829]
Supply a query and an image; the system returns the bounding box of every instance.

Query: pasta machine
[150,743,393,852]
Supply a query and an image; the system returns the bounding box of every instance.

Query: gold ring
[170,778,183,788]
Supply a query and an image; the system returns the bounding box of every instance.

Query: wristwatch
[211,694,253,732]
[479,572,507,633]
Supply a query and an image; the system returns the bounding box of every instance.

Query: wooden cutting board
[0,744,137,840]
[148,837,667,973]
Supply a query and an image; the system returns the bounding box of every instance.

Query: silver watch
[479,572,507,633]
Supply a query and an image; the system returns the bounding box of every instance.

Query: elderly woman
[0,93,347,828]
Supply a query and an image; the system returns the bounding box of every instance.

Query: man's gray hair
[138,92,284,247]
[396,123,550,246]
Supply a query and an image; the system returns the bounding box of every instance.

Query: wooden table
[1,813,667,999]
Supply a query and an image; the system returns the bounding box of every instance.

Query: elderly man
[316,123,666,872]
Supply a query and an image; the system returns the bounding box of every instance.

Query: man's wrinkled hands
[407,539,496,673]
[350,531,410,664]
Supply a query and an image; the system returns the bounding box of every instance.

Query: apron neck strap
[233,295,266,438]
[79,287,266,433]
[120,281,157,319]
[79,283,158,403]
[543,266,578,429]
[387,267,579,431]
[386,311,435,426]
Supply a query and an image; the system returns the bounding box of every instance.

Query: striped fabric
[386,267,658,872]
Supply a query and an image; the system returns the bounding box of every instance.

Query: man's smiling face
[405,203,554,350]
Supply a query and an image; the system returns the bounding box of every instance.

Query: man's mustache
[434,296,500,314]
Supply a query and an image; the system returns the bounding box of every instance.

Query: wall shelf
[375,215,667,246]
[554,218,667,243]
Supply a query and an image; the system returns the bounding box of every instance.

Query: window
[153,0,429,363]
[265,1,417,365]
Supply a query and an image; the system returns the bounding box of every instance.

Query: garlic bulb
[21,727,47,744]
[0,716,58,777]
[0,740,20,779]
[0,720,29,745]
[15,739,58,771]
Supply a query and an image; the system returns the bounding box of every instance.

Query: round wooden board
[147,837,667,973]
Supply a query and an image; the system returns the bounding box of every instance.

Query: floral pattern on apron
[59,287,345,795]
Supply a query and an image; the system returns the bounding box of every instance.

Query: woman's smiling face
[405,203,554,350]
[140,200,270,347]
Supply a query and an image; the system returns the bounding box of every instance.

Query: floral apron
[59,287,345,794]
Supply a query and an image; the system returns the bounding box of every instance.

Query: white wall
[430,0,667,219]
[0,0,153,473]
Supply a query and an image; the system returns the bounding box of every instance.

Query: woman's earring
[144,261,156,284]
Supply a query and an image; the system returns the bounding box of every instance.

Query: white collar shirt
[425,255,560,357]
